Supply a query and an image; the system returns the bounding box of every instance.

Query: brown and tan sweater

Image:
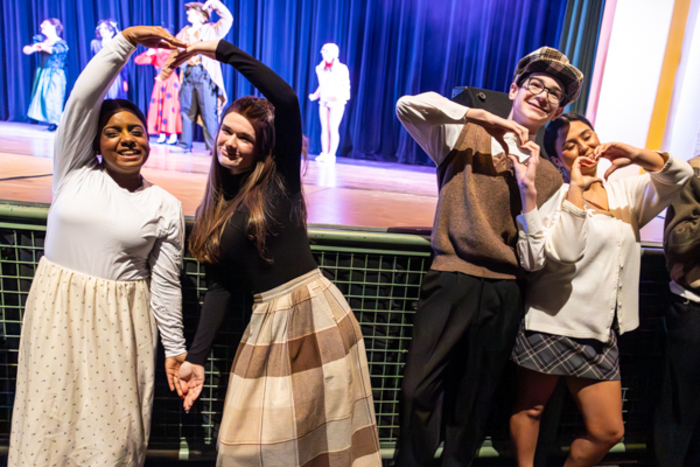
[664,156,700,293]
[430,123,562,279]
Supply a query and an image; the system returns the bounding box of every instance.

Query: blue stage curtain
[558,0,606,115]
[1,0,572,165]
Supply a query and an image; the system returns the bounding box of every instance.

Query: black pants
[654,296,700,467]
[395,270,524,467]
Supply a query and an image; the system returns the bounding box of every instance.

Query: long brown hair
[189,96,306,264]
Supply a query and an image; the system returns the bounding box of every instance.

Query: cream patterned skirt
[9,257,158,467]
[216,268,382,467]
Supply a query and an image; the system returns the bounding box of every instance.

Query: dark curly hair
[543,112,594,160]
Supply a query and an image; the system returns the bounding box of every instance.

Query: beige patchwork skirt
[217,268,382,467]
[9,257,158,467]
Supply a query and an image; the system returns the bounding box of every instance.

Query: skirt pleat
[216,269,381,467]
[9,257,157,466]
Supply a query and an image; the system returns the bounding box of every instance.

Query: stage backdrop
[1,0,597,165]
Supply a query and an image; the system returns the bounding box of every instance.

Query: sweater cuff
[517,208,543,235]
[185,348,209,367]
[163,342,188,358]
[655,152,673,173]
[113,33,137,59]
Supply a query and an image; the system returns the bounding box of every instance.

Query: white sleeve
[622,155,694,228]
[395,92,468,166]
[148,202,187,357]
[516,189,588,271]
[53,34,136,195]
[340,64,351,102]
[210,0,234,39]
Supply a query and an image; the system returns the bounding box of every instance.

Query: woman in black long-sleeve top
[174,40,381,466]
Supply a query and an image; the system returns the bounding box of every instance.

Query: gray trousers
[178,64,219,150]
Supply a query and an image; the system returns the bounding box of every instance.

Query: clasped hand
[164,41,220,74]
[592,142,667,180]
[121,26,186,50]
[178,361,206,413]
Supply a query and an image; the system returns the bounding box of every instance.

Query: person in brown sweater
[394,48,583,467]
[655,154,700,467]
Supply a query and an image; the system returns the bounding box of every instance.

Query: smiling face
[216,111,259,174]
[509,72,565,132]
[553,119,601,178]
[99,111,150,178]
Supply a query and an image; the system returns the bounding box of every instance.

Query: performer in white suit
[309,43,350,163]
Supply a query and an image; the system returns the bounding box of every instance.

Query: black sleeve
[185,267,231,366]
[216,40,303,194]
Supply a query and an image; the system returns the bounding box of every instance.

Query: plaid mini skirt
[217,268,382,467]
[511,322,621,381]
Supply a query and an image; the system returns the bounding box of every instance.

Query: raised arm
[396,92,530,167]
[510,146,588,271]
[395,92,469,167]
[167,39,303,190]
[54,27,184,195]
[216,41,303,192]
[603,150,693,228]
[206,0,234,39]
[516,193,588,271]
[53,34,135,194]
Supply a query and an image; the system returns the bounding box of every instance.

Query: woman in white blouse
[9,27,188,466]
[507,113,692,467]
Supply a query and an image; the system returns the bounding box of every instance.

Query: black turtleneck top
[186,40,318,366]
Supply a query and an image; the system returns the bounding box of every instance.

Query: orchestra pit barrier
[0,202,669,462]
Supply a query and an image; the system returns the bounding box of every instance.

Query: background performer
[309,43,350,164]
[91,19,129,99]
[135,45,183,145]
[22,18,68,132]
[171,0,232,153]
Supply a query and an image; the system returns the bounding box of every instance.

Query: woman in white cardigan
[507,113,692,467]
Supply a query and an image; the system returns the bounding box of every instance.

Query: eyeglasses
[525,77,565,106]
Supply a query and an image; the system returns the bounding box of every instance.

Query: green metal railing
[0,201,669,462]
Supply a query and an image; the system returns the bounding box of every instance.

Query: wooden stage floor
[0,122,438,231]
[0,121,665,242]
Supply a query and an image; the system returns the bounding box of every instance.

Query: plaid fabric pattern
[512,46,584,105]
[216,268,382,467]
[511,323,621,381]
